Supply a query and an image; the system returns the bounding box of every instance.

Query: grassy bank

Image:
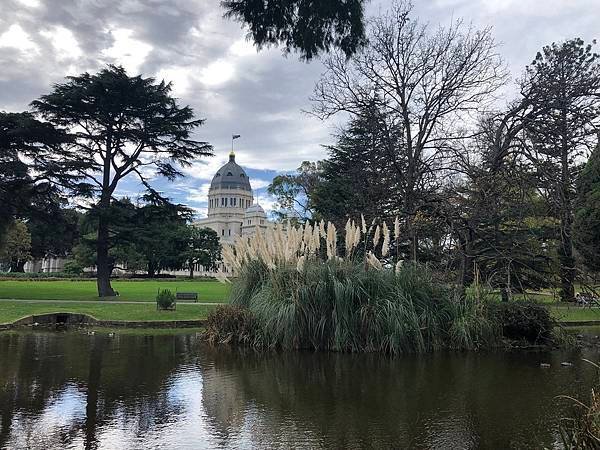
[0,300,214,324]
[0,279,230,302]
[551,306,600,323]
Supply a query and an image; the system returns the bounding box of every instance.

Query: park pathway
[0,298,226,305]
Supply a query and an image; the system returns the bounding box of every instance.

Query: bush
[490,301,555,343]
[228,260,500,353]
[0,271,94,280]
[202,305,261,346]
[62,260,84,275]
[156,289,176,310]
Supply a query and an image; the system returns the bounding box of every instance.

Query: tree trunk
[96,207,115,297]
[558,102,575,303]
[457,232,472,287]
[147,260,156,278]
[559,214,576,302]
[189,263,194,279]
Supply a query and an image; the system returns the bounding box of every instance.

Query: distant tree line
[268,2,600,302]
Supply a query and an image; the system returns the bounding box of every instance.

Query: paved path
[0,298,226,305]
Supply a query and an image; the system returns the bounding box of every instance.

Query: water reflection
[0,330,598,449]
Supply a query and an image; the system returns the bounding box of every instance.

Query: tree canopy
[222,0,366,60]
[31,65,212,295]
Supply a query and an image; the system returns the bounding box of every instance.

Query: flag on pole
[232,134,241,140]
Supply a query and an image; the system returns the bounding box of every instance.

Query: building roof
[245,203,265,216]
[210,152,252,191]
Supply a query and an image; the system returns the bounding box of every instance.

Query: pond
[0,330,599,449]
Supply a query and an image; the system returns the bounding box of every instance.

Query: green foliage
[490,301,555,343]
[202,305,261,346]
[74,197,192,276]
[313,101,404,230]
[574,143,600,272]
[27,207,81,260]
[522,38,600,301]
[31,65,213,296]
[229,260,500,353]
[62,260,84,276]
[268,161,324,221]
[222,0,366,60]
[156,289,176,310]
[0,221,31,272]
[0,112,74,249]
[184,227,222,276]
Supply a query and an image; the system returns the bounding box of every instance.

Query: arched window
[240,173,245,178]
[226,171,233,176]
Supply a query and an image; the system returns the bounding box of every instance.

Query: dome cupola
[210,152,251,192]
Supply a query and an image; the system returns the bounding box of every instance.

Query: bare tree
[311,0,507,261]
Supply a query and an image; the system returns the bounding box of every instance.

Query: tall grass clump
[558,360,600,448]
[215,218,500,354]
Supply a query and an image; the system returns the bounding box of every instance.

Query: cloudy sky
[1,0,598,217]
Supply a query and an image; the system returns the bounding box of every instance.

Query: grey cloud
[2,0,599,181]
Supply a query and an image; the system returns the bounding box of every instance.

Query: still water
[0,329,598,449]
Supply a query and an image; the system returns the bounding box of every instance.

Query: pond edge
[0,312,206,330]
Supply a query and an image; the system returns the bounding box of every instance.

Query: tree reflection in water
[0,330,598,449]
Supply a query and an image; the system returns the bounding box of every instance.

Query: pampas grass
[216,218,500,354]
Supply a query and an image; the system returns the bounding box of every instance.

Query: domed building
[196,151,271,246]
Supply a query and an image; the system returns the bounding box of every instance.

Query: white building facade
[194,151,271,274]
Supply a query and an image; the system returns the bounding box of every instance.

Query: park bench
[175,291,198,303]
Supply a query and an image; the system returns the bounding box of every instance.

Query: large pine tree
[574,137,600,272]
[31,66,212,296]
[521,39,600,301]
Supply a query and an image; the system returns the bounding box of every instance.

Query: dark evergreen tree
[574,137,600,272]
[521,38,600,301]
[0,112,75,251]
[31,65,212,296]
[222,0,366,60]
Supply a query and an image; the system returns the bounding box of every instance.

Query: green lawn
[0,279,230,302]
[550,306,600,322]
[0,300,214,325]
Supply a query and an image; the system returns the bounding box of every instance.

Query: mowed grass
[0,300,215,325]
[550,306,600,323]
[0,279,230,302]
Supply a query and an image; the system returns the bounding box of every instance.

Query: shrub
[214,218,501,353]
[490,301,555,343]
[0,271,94,280]
[228,259,500,353]
[62,260,84,275]
[202,305,261,346]
[156,289,176,310]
